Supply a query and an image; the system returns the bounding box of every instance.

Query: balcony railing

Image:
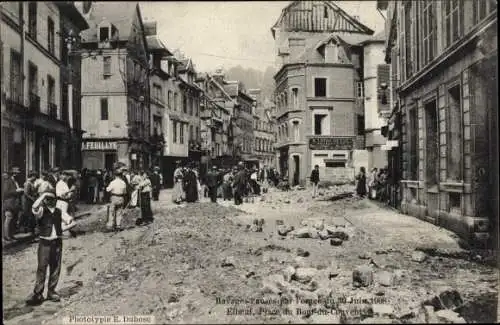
[29,92,40,113]
[48,103,58,119]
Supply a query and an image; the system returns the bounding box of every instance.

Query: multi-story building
[1,2,88,174]
[224,81,257,167]
[359,31,390,170]
[197,73,231,172]
[177,58,203,164]
[381,0,497,246]
[271,0,374,186]
[248,89,276,168]
[145,21,170,170]
[79,2,151,171]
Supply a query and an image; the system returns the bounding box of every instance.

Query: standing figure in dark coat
[3,167,24,241]
[355,167,368,198]
[150,167,162,201]
[205,166,220,203]
[232,163,247,205]
[183,166,199,203]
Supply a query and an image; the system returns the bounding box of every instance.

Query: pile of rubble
[276,217,355,247]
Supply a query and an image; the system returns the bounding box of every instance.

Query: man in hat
[232,164,247,205]
[205,166,221,203]
[26,189,75,305]
[105,166,128,232]
[3,167,24,241]
[150,166,162,201]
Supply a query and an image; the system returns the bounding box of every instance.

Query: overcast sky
[139,1,385,73]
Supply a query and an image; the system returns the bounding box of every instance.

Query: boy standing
[310,165,320,198]
[26,189,75,305]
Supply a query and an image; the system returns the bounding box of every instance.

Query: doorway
[293,155,300,186]
[104,153,117,171]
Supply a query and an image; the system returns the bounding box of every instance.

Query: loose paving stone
[411,251,427,263]
[318,230,330,240]
[293,267,318,284]
[330,238,343,246]
[435,309,467,323]
[372,304,394,317]
[353,265,373,287]
[277,225,294,236]
[294,256,308,268]
[221,256,235,268]
[426,287,464,310]
[423,305,439,323]
[376,271,396,287]
[296,248,310,257]
[359,253,371,260]
[328,229,350,241]
[283,266,296,282]
[290,227,312,238]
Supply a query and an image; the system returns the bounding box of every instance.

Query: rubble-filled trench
[9,187,499,324]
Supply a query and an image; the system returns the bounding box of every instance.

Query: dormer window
[99,26,110,42]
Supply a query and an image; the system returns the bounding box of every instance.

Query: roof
[359,30,386,45]
[146,35,172,55]
[208,76,233,102]
[223,83,239,97]
[80,2,140,43]
[271,1,374,38]
[178,59,195,72]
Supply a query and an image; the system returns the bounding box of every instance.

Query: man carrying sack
[105,166,128,232]
[26,189,76,306]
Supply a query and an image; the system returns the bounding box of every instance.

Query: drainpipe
[19,3,28,175]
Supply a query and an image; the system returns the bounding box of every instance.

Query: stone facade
[1,2,88,174]
[383,0,498,246]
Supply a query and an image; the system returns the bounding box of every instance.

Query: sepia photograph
[1,1,498,324]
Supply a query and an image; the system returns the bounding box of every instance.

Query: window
[314,114,326,135]
[447,85,462,181]
[404,2,412,79]
[189,125,194,141]
[47,75,55,104]
[9,50,22,103]
[48,18,55,54]
[28,2,37,39]
[168,91,172,109]
[314,78,327,97]
[172,121,177,143]
[324,6,328,18]
[291,88,299,108]
[103,56,112,77]
[409,107,419,180]
[356,82,364,98]
[179,123,184,144]
[292,121,300,142]
[153,84,162,102]
[174,93,178,110]
[182,95,187,113]
[357,115,365,136]
[196,126,199,140]
[473,0,496,25]
[325,161,345,168]
[100,98,108,120]
[28,62,38,94]
[443,0,464,49]
[420,1,436,66]
[425,100,439,185]
[99,27,110,42]
[188,97,193,115]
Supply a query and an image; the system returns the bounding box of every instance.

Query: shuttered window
[377,64,390,112]
[420,0,436,67]
[103,56,111,77]
[443,0,464,49]
[100,98,108,120]
[403,2,412,79]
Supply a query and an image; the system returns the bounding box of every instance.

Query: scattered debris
[283,266,296,282]
[376,271,396,287]
[221,256,235,268]
[293,267,318,284]
[330,238,343,246]
[296,248,310,257]
[353,265,373,287]
[411,251,427,263]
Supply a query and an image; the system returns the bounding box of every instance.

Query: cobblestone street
[3,188,497,324]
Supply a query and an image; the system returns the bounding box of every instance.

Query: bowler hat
[51,167,61,173]
[10,167,21,174]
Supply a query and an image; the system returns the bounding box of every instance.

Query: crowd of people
[171,161,281,205]
[1,164,164,242]
[354,166,391,203]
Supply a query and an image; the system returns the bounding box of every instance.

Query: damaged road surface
[2,188,498,324]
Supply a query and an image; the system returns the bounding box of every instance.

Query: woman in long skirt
[172,165,184,204]
[183,168,198,203]
[137,171,153,225]
[355,167,367,198]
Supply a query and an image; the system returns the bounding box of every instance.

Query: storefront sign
[82,141,117,151]
[309,137,354,150]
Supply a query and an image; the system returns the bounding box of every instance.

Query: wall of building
[363,42,385,130]
[81,95,128,138]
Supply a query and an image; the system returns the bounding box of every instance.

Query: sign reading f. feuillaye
[309,136,354,150]
[82,141,117,151]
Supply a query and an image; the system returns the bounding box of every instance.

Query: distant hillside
[225,65,276,103]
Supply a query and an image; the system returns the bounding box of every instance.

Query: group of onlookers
[170,161,281,206]
[354,166,390,202]
[2,167,79,242]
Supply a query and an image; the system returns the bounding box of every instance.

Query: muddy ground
[2,188,498,324]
